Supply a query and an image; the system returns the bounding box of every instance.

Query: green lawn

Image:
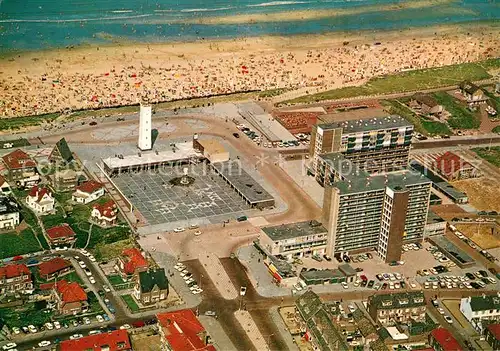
[0,113,60,131]
[483,89,500,114]
[107,274,134,290]
[121,294,140,313]
[421,120,452,136]
[284,58,499,104]
[0,229,42,259]
[432,92,480,129]
[493,125,500,134]
[472,147,500,167]
[0,301,54,328]
[93,239,134,262]
[381,100,425,134]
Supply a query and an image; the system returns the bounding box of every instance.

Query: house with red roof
[46,223,76,246]
[51,280,88,315]
[91,200,117,227]
[115,248,148,278]
[26,185,55,214]
[485,323,500,350]
[434,152,482,181]
[1,149,40,188]
[72,180,105,204]
[0,263,33,295]
[157,309,216,351]
[59,329,131,351]
[428,327,462,351]
[38,257,72,280]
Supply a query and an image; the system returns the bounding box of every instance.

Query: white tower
[138,104,152,151]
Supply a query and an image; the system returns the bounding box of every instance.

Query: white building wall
[138,104,152,151]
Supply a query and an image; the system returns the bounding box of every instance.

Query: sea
[0,0,498,52]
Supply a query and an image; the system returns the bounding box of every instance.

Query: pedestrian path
[199,253,238,300]
[234,310,269,350]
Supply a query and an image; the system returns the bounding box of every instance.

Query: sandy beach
[0,22,498,118]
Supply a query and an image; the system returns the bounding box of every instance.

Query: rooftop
[52,137,74,163]
[369,291,425,310]
[430,327,463,351]
[412,93,439,108]
[435,152,474,177]
[59,329,131,351]
[195,138,228,156]
[46,224,75,240]
[261,220,326,241]
[54,280,87,303]
[121,248,148,275]
[138,268,168,293]
[467,294,500,312]
[487,324,500,341]
[102,142,200,170]
[0,196,18,215]
[431,235,474,266]
[92,200,117,219]
[75,180,104,194]
[0,263,29,279]
[301,269,345,281]
[338,264,357,276]
[317,115,411,134]
[427,210,445,224]
[1,149,36,170]
[38,257,71,276]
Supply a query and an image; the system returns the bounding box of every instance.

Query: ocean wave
[0,14,151,23]
[180,7,233,13]
[111,10,133,13]
[247,1,312,7]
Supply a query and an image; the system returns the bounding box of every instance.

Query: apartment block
[321,156,431,261]
[367,291,426,327]
[310,115,413,175]
[460,294,500,333]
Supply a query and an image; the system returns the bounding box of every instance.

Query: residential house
[367,291,426,327]
[428,327,462,351]
[26,185,55,215]
[1,149,40,188]
[459,81,486,104]
[52,280,88,315]
[409,93,444,115]
[50,169,78,192]
[133,268,169,306]
[0,263,33,295]
[91,200,117,227]
[116,248,148,278]
[484,323,500,351]
[72,180,105,204]
[46,223,76,246]
[0,176,11,194]
[38,257,72,280]
[0,196,20,230]
[352,309,378,345]
[59,329,131,351]
[49,138,74,165]
[460,294,500,333]
[157,309,216,351]
[295,290,348,351]
[434,152,482,181]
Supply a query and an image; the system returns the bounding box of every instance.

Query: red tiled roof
[435,152,472,177]
[0,263,30,279]
[1,149,36,170]
[157,309,216,351]
[28,185,52,203]
[0,175,6,185]
[487,324,500,341]
[430,327,462,351]
[93,200,117,219]
[39,282,55,290]
[121,248,148,275]
[46,223,75,240]
[76,180,104,194]
[59,329,131,351]
[38,257,71,276]
[54,280,87,303]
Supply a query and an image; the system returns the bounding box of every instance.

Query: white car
[81,250,90,257]
[341,282,349,289]
[409,283,417,289]
[79,261,87,269]
[89,330,102,335]
[84,317,91,325]
[180,270,190,277]
[2,343,17,350]
[11,327,20,335]
[74,256,81,261]
[96,315,104,323]
[185,278,195,284]
[192,289,203,294]
[120,324,132,330]
[70,334,83,340]
[44,322,54,330]
[194,230,202,236]
[444,316,453,324]
[173,227,185,233]
[38,341,51,347]
[438,308,445,315]
[240,287,247,296]
[348,304,356,313]
[53,321,61,329]
[89,255,96,262]
[103,285,111,293]
[28,325,37,333]
[89,276,96,284]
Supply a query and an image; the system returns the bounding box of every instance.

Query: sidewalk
[199,253,238,300]
[234,310,269,350]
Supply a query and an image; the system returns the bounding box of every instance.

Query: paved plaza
[112,163,250,225]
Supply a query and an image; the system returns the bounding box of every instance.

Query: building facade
[368,291,426,327]
[60,329,131,351]
[52,280,88,315]
[484,324,500,351]
[116,248,148,278]
[1,149,40,188]
[134,268,169,305]
[50,169,78,192]
[0,196,20,230]
[38,258,72,280]
[428,327,462,351]
[72,180,105,204]
[310,115,413,175]
[26,186,55,215]
[91,200,117,226]
[0,264,33,295]
[460,294,500,333]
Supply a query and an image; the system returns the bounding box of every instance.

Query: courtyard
[112,163,251,226]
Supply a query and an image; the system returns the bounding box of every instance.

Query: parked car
[204,311,216,317]
[341,282,349,289]
[2,343,17,350]
[444,316,453,324]
[38,341,51,347]
[240,286,247,296]
[174,227,185,232]
[70,334,83,340]
[233,133,240,138]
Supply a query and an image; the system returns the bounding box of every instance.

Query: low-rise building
[409,93,444,116]
[0,196,20,230]
[0,176,11,194]
[116,248,148,278]
[91,200,117,227]
[72,180,105,204]
[26,185,55,215]
[367,291,426,327]
[157,309,216,351]
[259,220,328,260]
[46,223,76,246]
[434,152,482,181]
[460,294,500,333]
[50,169,78,192]
[1,149,40,188]
[459,81,486,104]
[424,210,447,238]
[59,329,131,351]
[52,280,88,315]
[484,323,500,351]
[192,136,230,164]
[428,327,462,351]
[48,138,74,165]
[38,257,72,280]
[134,268,169,306]
[0,263,33,295]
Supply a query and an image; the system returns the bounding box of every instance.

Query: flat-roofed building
[310,115,413,175]
[460,294,500,333]
[193,136,230,164]
[259,220,328,259]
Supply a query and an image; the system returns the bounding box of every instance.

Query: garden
[121,294,140,313]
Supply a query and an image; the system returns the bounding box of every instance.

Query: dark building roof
[317,115,412,134]
[460,81,481,95]
[467,294,500,312]
[138,268,169,293]
[412,93,439,108]
[369,291,425,310]
[262,220,327,241]
[0,196,19,215]
[51,138,74,163]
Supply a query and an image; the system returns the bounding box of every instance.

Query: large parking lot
[113,164,250,225]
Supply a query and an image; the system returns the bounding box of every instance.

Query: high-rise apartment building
[309,115,413,175]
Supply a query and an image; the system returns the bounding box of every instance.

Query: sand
[455,223,500,250]
[452,178,500,212]
[0,22,498,118]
